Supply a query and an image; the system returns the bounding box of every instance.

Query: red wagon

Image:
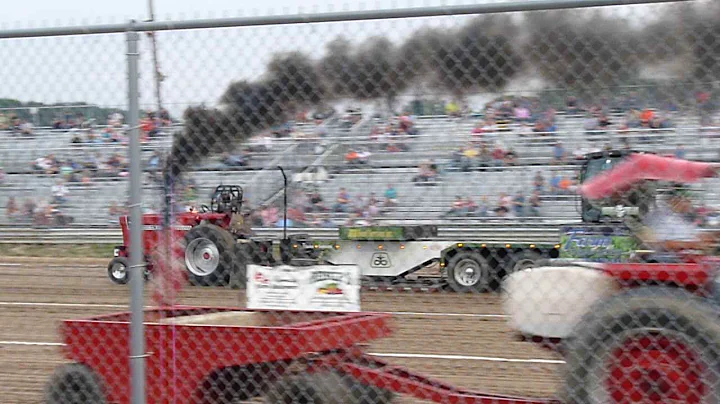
[46,307,555,404]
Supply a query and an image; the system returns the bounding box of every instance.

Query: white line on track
[0,341,65,347]
[0,301,507,318]
[0,302,127,309]
[0,263,99,268]
[0,340,562,363]
[387,311,507,319]
[368,352,565,364]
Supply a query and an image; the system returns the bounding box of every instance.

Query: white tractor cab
[503,152,720,403]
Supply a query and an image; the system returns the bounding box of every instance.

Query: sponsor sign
[559,227,638,262]
[340,226,405,241]
[247,265,360,312]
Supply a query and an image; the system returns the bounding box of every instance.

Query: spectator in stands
[550,173,562,193]
[567,96,581,115]
[675,145,687,159]
[476,196,489,217]
[33,155,54,174]
[513,191,526,217]
[260,204,280,227]
[384,184,397,207]
[6,197,18,222]
[552,142,567,165]
[345,148,371,167]
[366,197,381,219]
[528,191,542,217]
[471,122,486,144]
[445,196,467,217]
[412,162,437,185]
[453,145,477,172]
[51,180,69,205]
[478,143,492,168]
[308,189,326,212]
[445,100,461,117]
[533,171,545,193]
[221,151,249,167]
[333,188,351,212]
[23,198,36,220]
[514,104,531,123]
[495,193,511,217]
[491,143,505,168]
[504,148,518,166]
[559,176,574,194]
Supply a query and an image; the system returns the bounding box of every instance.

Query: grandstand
[1,102,719,229]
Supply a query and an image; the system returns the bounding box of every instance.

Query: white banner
[246,264,361,312]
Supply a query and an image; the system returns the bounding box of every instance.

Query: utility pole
[146,0,164,115]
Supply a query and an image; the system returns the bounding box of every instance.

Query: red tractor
[107,184,317,288]
[504,153,720,403]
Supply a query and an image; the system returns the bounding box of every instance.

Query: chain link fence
[1,0,720,403]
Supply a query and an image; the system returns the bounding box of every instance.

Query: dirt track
[0,258,562,403]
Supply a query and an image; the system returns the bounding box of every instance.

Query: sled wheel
[561,287,720,404]
[45,363,107,404]
[184,224,238,286]
[264,370,394,403]
[510,251,544,274]
[445,252,491,293]
[107,257,129,284]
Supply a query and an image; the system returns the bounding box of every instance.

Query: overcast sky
[0,0,682,117]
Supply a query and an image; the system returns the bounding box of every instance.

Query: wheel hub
[454,259,483,287]
[605,334,707,403]
[185,238,220,277]
[111,263,126,279]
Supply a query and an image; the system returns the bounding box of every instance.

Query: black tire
[264,370,394,404]
[184,224,240,287]
[508,251,544,277]
[560,287,720,404]
[445,252,491,293]
[107,257,129,285]
[45,363,107,404]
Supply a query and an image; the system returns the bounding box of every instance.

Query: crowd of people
[2,92,717,228]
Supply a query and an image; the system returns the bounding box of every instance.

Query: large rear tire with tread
[445,252,491,293]
[264,370,394,404]
[560,287,720,404]
[45,363,107,404]
[184,224,240,287]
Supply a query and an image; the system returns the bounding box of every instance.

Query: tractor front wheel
[45,363,107,404]
[107,257,129,284]
[561,287,720,404]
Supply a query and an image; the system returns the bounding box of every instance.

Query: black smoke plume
[167,1,718,176]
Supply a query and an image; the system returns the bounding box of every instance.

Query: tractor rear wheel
[184,224,241,287]
[45,363,107,404]
[560,287,720,404]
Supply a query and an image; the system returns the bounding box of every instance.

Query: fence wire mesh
[1,0,720,403]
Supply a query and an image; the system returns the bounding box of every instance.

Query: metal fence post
[126,23,146,404]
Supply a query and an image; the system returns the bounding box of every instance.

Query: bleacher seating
[1,109,719,227]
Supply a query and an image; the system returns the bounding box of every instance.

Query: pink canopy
[578,153,719,200]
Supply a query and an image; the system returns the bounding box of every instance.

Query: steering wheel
[200,204,211,213]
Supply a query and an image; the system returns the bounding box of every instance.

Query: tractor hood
[579,153,719,200]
